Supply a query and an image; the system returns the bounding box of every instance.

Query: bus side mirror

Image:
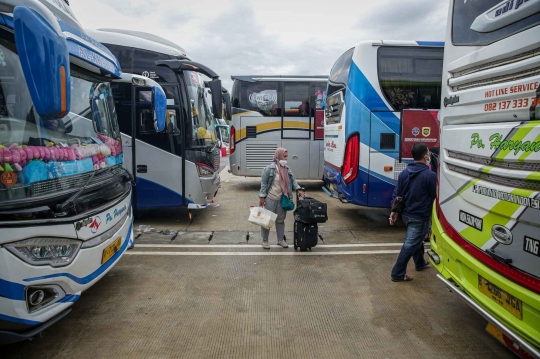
[208,79,223,119]
[223,92,232,123]
[14,6,71,120]
[153,85,167,132]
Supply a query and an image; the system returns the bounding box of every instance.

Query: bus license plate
[101,237,122,264]
[478,276,522,320]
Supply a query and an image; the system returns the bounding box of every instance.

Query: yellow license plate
[478,276,522,320]
[101,237,122,264]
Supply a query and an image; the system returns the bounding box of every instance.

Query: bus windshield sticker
[249,90,277,112]
[472,185,540,210]
[470,133,540,154]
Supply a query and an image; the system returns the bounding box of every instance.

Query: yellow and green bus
[431,1,540,358]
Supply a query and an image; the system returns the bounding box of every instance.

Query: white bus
[0,0,163,344]
[431,0,540,357]
[87,29,224,211]
[229,75,328,179]
[323,40,444,207]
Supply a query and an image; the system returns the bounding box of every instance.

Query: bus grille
[32,166,125,196]
[448,150,540,172]
[453,65,540,91]
[452,46,540,78]
[246,143,277,171]
[448,164,540,191]
[393,160,410,181]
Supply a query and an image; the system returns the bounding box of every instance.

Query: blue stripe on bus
[58,294,80,303]
[369,112,400,151]
[0,313,42,326]
[324,165,395,208]
[135,177,192,209]
[0,278,26,301]
[344,88,372,146]
[23,222,133,285]
[416,41,445,47]
[347,60,399,115]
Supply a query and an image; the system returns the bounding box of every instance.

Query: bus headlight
[5,238,82,267]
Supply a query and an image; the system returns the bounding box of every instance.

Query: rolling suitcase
[294,221,318,251]
[294,195,328,223]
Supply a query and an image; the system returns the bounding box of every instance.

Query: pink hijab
[273,147,289,197]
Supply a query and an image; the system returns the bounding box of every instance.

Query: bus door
[310,82,326,179]
[133,84,184,209]
[282,82,311,179]
[369,110,401,207]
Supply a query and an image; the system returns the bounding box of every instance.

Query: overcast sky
[71,0,450,90]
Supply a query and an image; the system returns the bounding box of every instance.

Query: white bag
[248,206,278,229]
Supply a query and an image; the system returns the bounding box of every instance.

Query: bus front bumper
[437,274,540,359]
[0,308,71,345]
[430,209,540,356]
[0,214,133,343]
[200,171,221,204]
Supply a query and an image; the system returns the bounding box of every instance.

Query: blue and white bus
[0,0,164,344]
[87,29,225,211]
[323,40,444,207]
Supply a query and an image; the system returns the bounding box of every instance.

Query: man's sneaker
[277,241,289,248]
[262,242,270,249]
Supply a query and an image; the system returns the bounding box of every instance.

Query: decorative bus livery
[87,29,224,211]
[229,75,328,180]
[430,0,540,357]
[0,0,164,344]
[323,40,444,207]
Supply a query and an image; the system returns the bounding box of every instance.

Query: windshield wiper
[54,168,106,217]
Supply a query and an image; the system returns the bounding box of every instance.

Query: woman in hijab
[259,148,305,249]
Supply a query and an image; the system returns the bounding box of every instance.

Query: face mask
[279,160,287,166]
[425,156,431,165]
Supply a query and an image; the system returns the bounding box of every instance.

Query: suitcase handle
[296,188,306,203]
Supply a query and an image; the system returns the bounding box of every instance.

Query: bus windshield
[185,71,217,147]
[0,40,123,205]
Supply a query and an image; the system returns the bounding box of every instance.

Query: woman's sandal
[391,274,413,282]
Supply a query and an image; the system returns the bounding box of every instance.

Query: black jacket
[392,162,437,221]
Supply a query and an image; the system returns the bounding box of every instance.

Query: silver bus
[229,75,328,179]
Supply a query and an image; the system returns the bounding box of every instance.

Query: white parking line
[134,243,412,248]
[125,250,402,256]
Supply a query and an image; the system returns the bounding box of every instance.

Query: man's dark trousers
[391,215,430,279]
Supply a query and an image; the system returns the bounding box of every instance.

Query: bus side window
[241,81,281,117]
[284,83,310,117]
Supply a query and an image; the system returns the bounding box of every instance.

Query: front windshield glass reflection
[184,71,217,147]
[0,39,123,203]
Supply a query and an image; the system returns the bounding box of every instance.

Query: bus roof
[0,0,122,78]
[231,75,328,83]
[86,28,189,59]
[353,40,445,48]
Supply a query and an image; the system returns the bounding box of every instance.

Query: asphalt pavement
[2,161,516,359]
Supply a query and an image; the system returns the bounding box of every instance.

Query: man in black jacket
[390,143,437,282]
